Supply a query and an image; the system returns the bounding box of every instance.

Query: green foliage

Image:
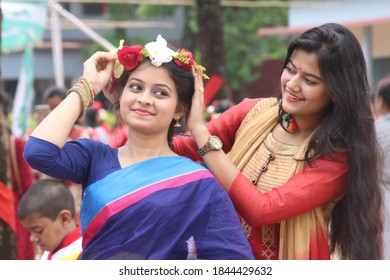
[186,8,198,34]
[223,6,288,91]
[103,110,116,130]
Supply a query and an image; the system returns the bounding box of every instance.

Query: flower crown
[111,34,209,80]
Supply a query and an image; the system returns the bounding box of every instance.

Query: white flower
[144,34,175,66]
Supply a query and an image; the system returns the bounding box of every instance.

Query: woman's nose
[287,75,301,92]
[137,91,152,104]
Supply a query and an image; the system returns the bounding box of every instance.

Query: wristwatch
[198,136,223,157]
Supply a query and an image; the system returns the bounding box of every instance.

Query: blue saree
[24,137,254,260]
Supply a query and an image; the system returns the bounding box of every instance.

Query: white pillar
[50,1,65,88]
[361,26,373,86]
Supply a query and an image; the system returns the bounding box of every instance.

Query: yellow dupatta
[228,98,330,259]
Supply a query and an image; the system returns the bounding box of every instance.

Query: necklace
[251,152,275,185]
[282,113,297,133]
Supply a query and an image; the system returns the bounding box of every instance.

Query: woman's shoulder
[250,97,279,110]
[237,97,278,118]
[234,97,279,133]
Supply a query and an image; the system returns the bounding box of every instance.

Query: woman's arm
[24,137,92,184]
[185,74,261,192]
[30,92,82,148]
[173,98,260,161]
[229,153,349,226]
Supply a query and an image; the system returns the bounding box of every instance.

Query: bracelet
[79,76,96,99]
[66,76,95,118]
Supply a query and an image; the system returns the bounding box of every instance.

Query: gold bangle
[66,82,93,118]
[66,89,87,118]
[79,76,96,99]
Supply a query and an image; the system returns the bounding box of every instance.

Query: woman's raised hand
[186,69,207,135]
[82,51,115,97]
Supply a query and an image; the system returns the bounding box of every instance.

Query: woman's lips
[285,90,305,102]
[132,108,154,116]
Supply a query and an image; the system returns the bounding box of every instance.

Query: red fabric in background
[9,136,35,260]
[0,181,16,233]
[204,74,224,106]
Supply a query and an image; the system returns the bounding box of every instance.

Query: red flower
[117,45,143,71]
[173,49,194,70]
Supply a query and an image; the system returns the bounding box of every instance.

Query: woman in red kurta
[9,135,36,260]
[173,23,382,260]
[0,91,35,259]
[174,98,348,259]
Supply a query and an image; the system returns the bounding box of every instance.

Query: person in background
[173,23,383,260]
[24,35,254,260]
[373,75,390,259]
[91,100,112,136]
[0,91,35,260]
[107,120,128,148]
[205,98,235,121]
[42,86,67,112]
[18,179,82,260]
[25,104,51,141]
[0,91,17,260]
[84,106,110,143]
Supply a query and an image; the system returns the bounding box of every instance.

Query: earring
[174,118,182,128]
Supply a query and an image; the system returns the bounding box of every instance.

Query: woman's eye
[129,83,142,91]
[285,65,296,74]
[304,78,316,85]
[154,90,168,97]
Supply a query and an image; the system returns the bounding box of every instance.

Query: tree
[196,0,230,100]
[224,5,287,101]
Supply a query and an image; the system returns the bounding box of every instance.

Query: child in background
[18,179,82,260]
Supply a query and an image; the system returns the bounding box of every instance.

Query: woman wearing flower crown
[173,23,383,260]
[24,35,254,260]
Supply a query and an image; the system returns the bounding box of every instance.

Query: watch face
[198,136,223,157]
[210,136,222,149]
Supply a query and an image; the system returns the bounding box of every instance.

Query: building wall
[288,0,390,27]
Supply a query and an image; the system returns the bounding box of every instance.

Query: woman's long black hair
[279,23,382,259]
